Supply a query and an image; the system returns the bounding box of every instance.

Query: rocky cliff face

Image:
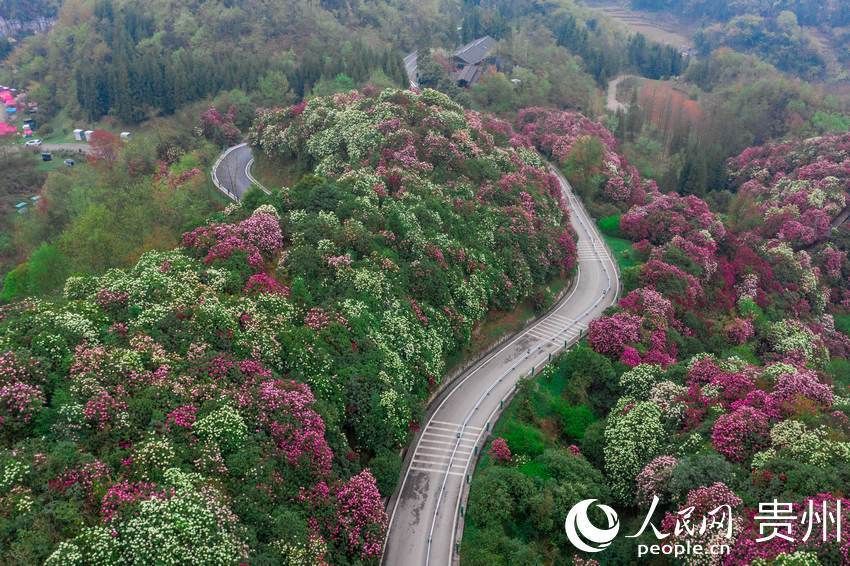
[0,16,54,37]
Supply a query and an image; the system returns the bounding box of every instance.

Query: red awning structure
[0,122,17,136]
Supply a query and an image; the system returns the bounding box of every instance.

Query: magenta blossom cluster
[635,455,678,506]
[100,480,168,522]
[83,387,128,430]
[771,368,834,413]
[725,318,755,345]
[255,379,333,475]
[0,381,44,424]
[588,312,643,358]
[711,406,770,462]
[49,460,111,497]
[166,404,198,429]
[332,469,388,559]
[489,437,512,463]
[200,105,241,147]
[182,211,283,269]
[243,273,290,296]
[514,107,648,205]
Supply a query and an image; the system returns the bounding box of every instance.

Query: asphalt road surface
[606,74,634,113]
[382,168,620,566]
[211,143,256,200]
[404,52,419,89]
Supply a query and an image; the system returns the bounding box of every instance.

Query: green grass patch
[595,214,640,271]
[835,314,850,338]
[827,357,850,389]
[517,458,550,480]
[597,214,622,238]
[559,404,596,441]
[252,153,304,189]
[601,233,640,271]
[723,343,760,365]
[501,421,546,458]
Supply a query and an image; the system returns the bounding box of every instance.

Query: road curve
[211,143,261,201]
[606,74,635,114]
[382,170,620,566]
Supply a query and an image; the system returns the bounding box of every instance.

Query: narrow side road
[0,142,92,156]
[606,74,636,113]
[381,169,620,566]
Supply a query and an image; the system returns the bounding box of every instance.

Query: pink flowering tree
[711,406,770,462]
[588,312,643,358]
[200,105,242,147]
[331,469,388,559]
[635,455,678,505]
[488,437,512,463]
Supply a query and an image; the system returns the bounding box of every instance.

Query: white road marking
[421,431,477,442]
[410,466,464,477]
[430,420,482,430]
[426,423,479,435]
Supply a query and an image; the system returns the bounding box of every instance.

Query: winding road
[212,145,620,566]
[606,74,636,114]
[211,143,265,200]
[382,168,620,566]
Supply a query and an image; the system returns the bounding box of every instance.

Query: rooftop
[453,36,496,66]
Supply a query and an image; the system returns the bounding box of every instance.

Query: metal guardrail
[437,172,620,566]
[445,173,622,565]
[381,165,621,566]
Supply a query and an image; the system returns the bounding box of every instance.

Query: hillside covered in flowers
[0,89,578,564]
[463,117,850,564]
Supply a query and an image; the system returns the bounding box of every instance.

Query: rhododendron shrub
[728,135,850,250]
[588,312,642,358]
[331,470,387,559]
[659,482,745,557]
[711,406,771,462]
[514,107,650,205]
[604,399,665,503]
[489,437,512,463]
[200,105,241,147]
[725,317,754,345]
[621,193,725,247]
[46,470,248,565]
[726,135,850,313]
[182,209,283,269]
[635,455,678,505]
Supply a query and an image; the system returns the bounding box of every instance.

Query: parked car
[64,159,75,167]
[41,152,52,162]
[24,138,42,147]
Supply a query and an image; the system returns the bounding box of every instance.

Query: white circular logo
[564,499,620,553]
